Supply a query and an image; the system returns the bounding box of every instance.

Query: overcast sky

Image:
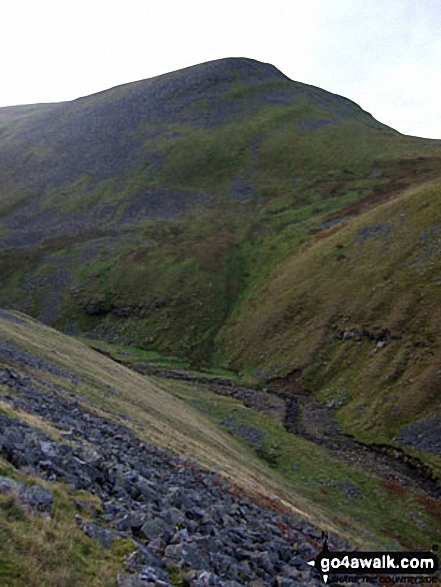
[2,0,440,139]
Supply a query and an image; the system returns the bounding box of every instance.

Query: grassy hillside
[217,179,441,452]
[0,310,312,585]
[0,310,284,494]
[0,57,441,470]
[1,309,440,571]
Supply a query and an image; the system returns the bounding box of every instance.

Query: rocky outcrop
[0,364,351,586]
[398,414,441,457]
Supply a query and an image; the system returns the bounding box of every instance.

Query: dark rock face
[0,364,351,586]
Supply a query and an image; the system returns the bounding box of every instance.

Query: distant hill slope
[1,58,441,461]
[217,179,441,450]
[0,56,405,247]
[0,57,391,201]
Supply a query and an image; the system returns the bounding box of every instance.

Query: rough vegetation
[1,58,441,580]
[1,310,441,586]
[0,311,440,587]
[0,310,356,586]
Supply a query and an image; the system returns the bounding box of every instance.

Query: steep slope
[0,309,328,586]
[0,309,286,495]
[1,57,441,484]
[216,179,441,454]
[1,309,441,586]
[1,57,440,366]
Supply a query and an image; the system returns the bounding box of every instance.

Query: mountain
[1,58,441,483]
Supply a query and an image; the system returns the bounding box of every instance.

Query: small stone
[19,484,54,512]
[80,520,118,548]
[140,517,166,541]
[39,441,58,458]
[117,574,144,587]
[0,475,22,495]
[164,543,182,564]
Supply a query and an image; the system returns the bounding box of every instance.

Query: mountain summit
[0,57,390,202]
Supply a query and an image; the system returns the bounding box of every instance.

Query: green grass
[1,307,441,561]
[80,338,244,382]
[83,338,193,371]
[0,458,134,587]
[159,377,441,549]
[217,180,441,451]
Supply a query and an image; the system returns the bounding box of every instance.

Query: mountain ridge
[0,57,395,198]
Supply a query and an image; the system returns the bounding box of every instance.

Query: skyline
[2,0,440,139]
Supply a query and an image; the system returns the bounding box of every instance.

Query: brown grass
[0,311,317,524]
